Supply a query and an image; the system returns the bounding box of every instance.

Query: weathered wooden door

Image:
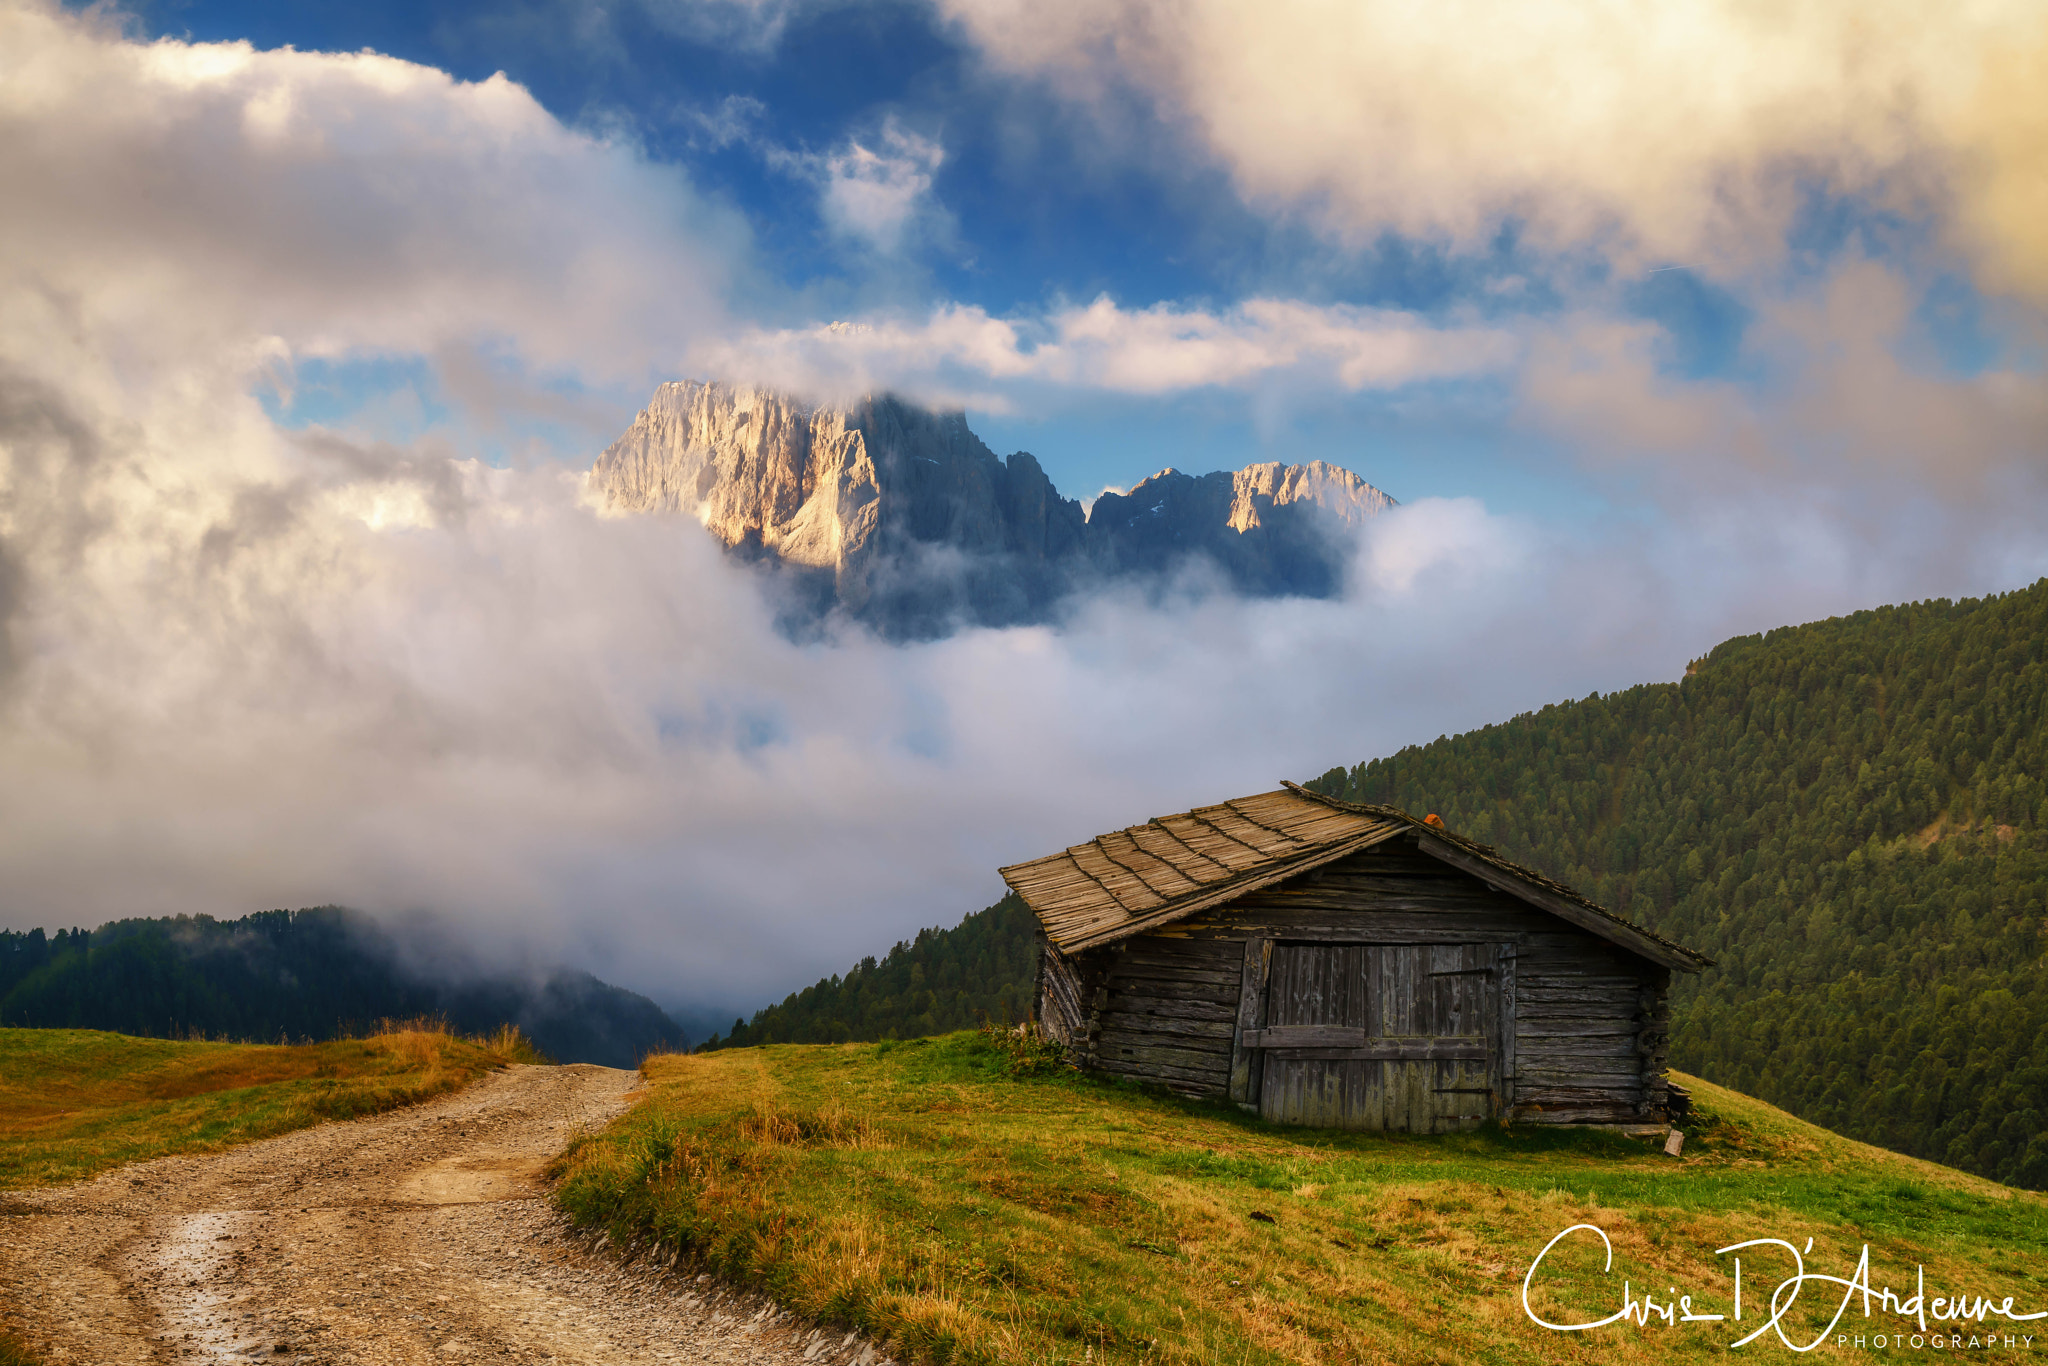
[1245,943,1501,1132]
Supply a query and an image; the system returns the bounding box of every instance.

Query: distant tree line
[696,895,1039,1050]
[0,907,686,1067]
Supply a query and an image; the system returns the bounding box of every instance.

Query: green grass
[0,1022,541,1190]
[555,1029,2048,1365]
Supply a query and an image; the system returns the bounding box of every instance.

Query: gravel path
[0,1064,883,1366]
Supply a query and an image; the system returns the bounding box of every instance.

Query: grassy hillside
[556,1032,2048,1366]
[710,584,2048,1190]
[0,1022,537,1189]
[0,907,686,1066]
[1309,581,2048,1188]
[698,896,1039,1050]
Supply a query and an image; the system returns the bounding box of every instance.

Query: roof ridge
[1277,780,1410,824]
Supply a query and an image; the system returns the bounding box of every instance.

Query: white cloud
[7,227,2036,1014]
[674,94,772,153]
[689,295,1519,407]
[635,0,815,53]
[1079,484,1127,516]
[820,124,947,253]
[0,1,746,403]
[3,0,2046,1029]
[940,0,2048,296]
[1518,259,2048,499]
[15,340,2022,1016]
[780,120,951,256]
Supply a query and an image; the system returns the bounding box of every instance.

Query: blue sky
[109,0,2036,517]
[3,0,2044,1013]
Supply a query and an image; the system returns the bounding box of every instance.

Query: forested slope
[0,908,687,1067]
[1309,581,2048,1187]
[690,582,2048,1187]
[698,896,1039,1050]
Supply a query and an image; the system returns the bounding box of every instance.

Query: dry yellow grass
[0,1020,539,1190]
[0,1327,36,1366]
[557,1032,2048,1366]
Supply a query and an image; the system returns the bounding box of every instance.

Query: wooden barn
[1002,783,1711,1132]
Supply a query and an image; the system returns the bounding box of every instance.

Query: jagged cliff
[590,380,1396,636]
[1089,462,1395,598]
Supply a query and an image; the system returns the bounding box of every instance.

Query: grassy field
[0,1022,539,1190]
[555,1030,2048,1366]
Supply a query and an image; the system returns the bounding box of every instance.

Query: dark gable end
[1002,784,1711,1132]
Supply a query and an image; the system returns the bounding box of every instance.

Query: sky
[0,0,2044,1027]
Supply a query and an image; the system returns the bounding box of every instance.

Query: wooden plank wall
[1511,931,1661,1124]
[1036,943,1091,1048]
[1086,935,1243,1095]
[1039,836,1674,1125]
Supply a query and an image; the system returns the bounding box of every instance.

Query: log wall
[1034,834,1674,1126]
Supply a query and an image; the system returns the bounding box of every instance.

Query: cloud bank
[0,1,745,407]
[12,354,2008,1015]
[0,3,2042,1023]
[689,297,1519,409]
[941,0,2048,297]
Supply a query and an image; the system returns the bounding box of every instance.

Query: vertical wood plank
[1359,946,1388,1131]
[1383,947,1412,1036]
[1032,931,1047,1033]
[1497,941,1517,1116]
[1079,947,1118,1071]
[1227,937,1271,1108]
[1036,942,1090,1048]
[1337,945,1367,1029]
[1419,945,1444,1133]
[1389,946,1416,1131]
[1262,944,1304,1122]
[1638,966,1670,1120]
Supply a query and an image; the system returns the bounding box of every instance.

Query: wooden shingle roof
[1000,782,1711,972]
[1000,788,1402,954]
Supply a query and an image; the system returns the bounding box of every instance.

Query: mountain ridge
[590,379,1395,636]
[0,907,687,1068]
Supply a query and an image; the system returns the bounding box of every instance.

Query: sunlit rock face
[590,380,1396,637]
[1088,461,1397,599]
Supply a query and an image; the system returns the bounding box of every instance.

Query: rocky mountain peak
[1227,460,1395,533]
[590,380,1396,637]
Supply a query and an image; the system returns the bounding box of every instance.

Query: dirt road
[0,1064,876,1366]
